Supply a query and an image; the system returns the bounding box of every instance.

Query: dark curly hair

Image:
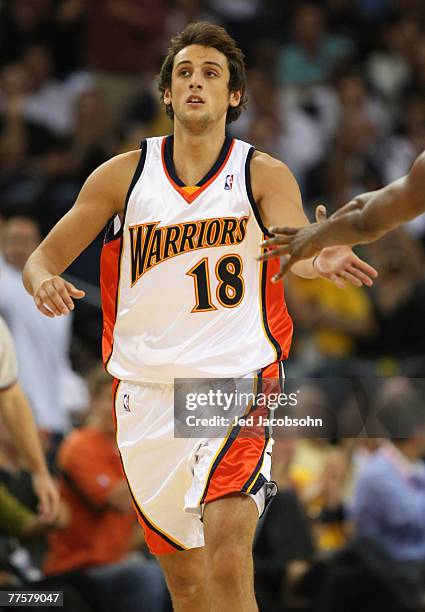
[158,22,247,125]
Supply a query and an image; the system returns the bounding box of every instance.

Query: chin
[178,110,214,130]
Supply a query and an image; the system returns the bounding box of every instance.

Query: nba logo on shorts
[123,393,131,412]
[224,174,234,190]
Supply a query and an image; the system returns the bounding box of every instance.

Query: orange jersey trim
[161,136,236,204]
[261,254,293,362]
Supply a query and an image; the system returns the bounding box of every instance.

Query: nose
[189,70,203,89]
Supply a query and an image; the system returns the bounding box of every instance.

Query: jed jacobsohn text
[185,390,299,411]
[186,414,323,428]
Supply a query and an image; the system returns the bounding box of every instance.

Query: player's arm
[261,151,425,273]
[251,152,318,279]
[252,152,377,287]
[331,151,425,240]
[22,151,140,317]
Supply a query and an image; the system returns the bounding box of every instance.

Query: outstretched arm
[22,150,140,317]
[252,152,377,287]
[261,152,425,277]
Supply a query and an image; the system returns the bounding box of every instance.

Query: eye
[178,68,191,77]
[206,70,218,77]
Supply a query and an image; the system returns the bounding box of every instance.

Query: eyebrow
[175,60,223,70]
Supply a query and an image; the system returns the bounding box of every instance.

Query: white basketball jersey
[101,135,293,383]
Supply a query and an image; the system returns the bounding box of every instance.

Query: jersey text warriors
[100,136,293,383]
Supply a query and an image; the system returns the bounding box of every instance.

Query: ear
[229,90,242,108]
[163,87,172,106]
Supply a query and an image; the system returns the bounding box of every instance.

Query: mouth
[186,96,205,105]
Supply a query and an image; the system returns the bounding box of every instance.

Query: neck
[172,120,227,185]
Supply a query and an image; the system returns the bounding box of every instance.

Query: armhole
[245,147,273,238]
[104,140,148,243]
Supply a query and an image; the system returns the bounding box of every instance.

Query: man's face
[164,45,241,132]
[2,218,40,271]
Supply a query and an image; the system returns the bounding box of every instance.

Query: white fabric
[0,262,73,432]
[107,137,278,383]
[115,380,272,551]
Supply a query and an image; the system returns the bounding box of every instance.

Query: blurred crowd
[0,0,424,611]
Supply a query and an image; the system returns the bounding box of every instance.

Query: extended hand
[259,205,377,287]
[259,205,328,279]
[314,245,378,288]
[34,276,85,317]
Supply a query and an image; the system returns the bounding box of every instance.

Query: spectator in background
[0,315,58,524]
[35,87,117,220]
[43,367,167,612]
[356,235,425,373]
[0,0,54,68]
[0,469,94,611]
[352,386,425,610]
[306,108,382,208]
[276,3,353,88]
[366,17,415,106]
[0,215,81,446]
[80,0,167,125]
[207,0,263,64]
[381,94,425,185]
[0,62,58,174]
[286,388,351,555]
[405,36,425,101]
[254,436,315,612]
[287,273,375,367]
[20,43,91,137]
[232,69,325,190]
[333,70,390,137]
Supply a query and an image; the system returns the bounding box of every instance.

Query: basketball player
[23,23,377,611]
[260,151,425,282]
[0,315,59,524]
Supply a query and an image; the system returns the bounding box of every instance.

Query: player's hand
[258,205,328,276]
[32,470,60,525]
[313,245,378,288]
[33,276,85,317]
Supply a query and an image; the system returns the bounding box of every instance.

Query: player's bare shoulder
[78,149,142,217]
[250,150,299,202]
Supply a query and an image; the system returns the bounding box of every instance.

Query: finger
[347,265,375,287]
[45,284,72,315]
[53,279,76,311]
[64,281,85,299]
[260,236,292,248]
[275,255,298,280]
[36,289,63,316]
[315,204,327,223]
[351,258,378,278]
[258,246,291,261]
[34,295,55,318]
[330,274,346,289]
[339,270,362,287]
[268,227,298,236]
